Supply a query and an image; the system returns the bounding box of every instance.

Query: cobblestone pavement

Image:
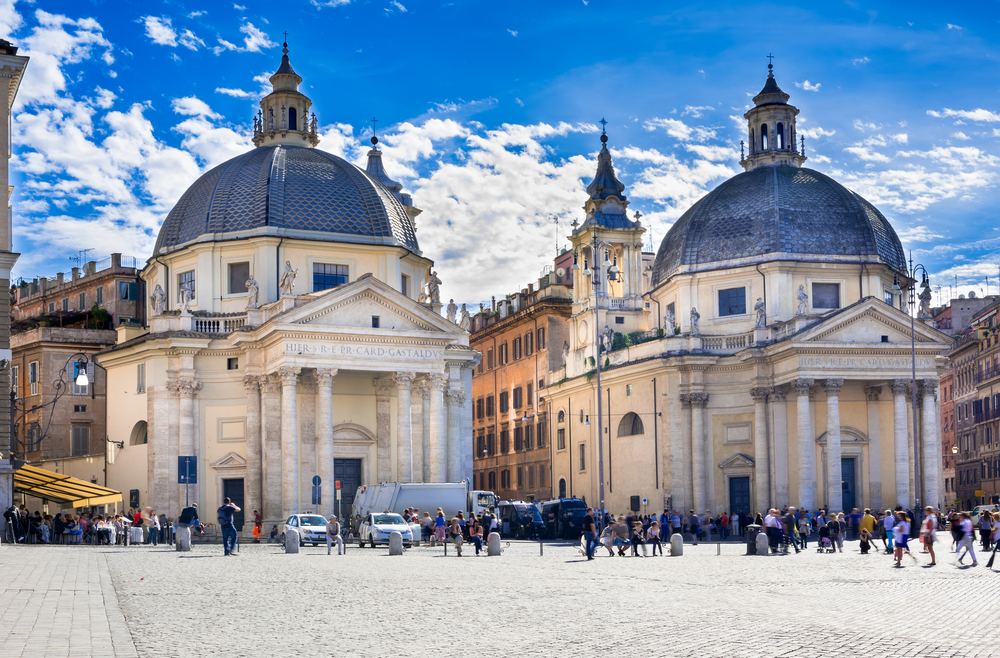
[2,538,999,657]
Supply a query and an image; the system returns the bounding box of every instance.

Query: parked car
[540,498,588,539]
[498,501,545,539]
[358,512,413,548]
[283,514,331,546]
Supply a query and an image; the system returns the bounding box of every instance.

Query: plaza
[0,538,996,658]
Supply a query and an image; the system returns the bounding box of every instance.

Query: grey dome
[154,145,419,254]
[651,165,906,287]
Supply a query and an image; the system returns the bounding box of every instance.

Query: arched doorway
[558,478,567,498]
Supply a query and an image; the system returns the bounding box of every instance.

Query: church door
[841,458,857,511]
[222,478,245,531]
[728,477,750,517]
[334,459,362,518]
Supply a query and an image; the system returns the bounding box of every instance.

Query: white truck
[351,481,498,525]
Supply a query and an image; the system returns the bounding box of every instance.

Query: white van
[971,505,999,526]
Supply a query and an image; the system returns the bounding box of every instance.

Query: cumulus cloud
[171,96,222,119]
[179,29,205,51]
[947,24,962,30]
[642,117,716,142]
[215,87,255,98]
[391,1,407,12]
[213,22,276,55]
[682,105,714,118]
[507,29,518,37]
[798,125,836,139]
[843,146,890,163]
[795,80,821,91]
[142,16,176,46]
[927,108,1000,122]
[852,119,882,132]
[311,0,351,6]
[851,57,870,66]
[951,131,971,141]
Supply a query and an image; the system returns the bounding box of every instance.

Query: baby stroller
[816,526,835,553]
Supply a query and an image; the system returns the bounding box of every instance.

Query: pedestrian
[582,508,598,560]
[764,509,782,554]
[986,512,1000,568]
[827,514,842,553]
[782,507,800,553]
[893,511,917,566]
[702,511,712,542]
[470,521,483,555]
[797,512,811,549]
[731,512,740,537]
[434,510,446,545]
[859,527,872,554]
[451,513,464,557]
[217,497,241,556]
[670,510,681,537]
[631,521,646,557]
[326,515,342,555]
[860,508,875,538]
[687,510,700,545]
[920,506,937,566]
[252,510,262,543]
[147,508,159,546]
[719,511,729,540]
[177,503,203,536]
[980,511,993,552]
[882,509,895,554]
[956,511,978,567]
[648,520,662,556]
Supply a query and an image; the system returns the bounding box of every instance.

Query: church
[542,63,950,518]
[100,43,478,529]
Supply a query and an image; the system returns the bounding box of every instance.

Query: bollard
[756,532,769,556]
[717,543,721,556]
[444,539,447,556]
[487,532,502,556]
[175,526,191,552]
[670,533,683,556]
[539,540,543,556]
[284,528,300,554]
[388,531,403,556]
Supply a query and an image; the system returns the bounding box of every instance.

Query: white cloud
[428,97,498,114]
[142,16,176,46]
[852,119,882,132]
[843,146,890,163]
[927,108,1000,122]
[642,117,716,142]
[798,125,835,139]
[682,105,713,118]
[90,87,116,109]
[187,11,206,18]
[851,57,870,66]
[215,87,255,99]
[896,225,945,244]
[233,4,246,10]
[310,0,351,6]
[507,29,518,37]
[947,24,962,30]
[171,96,222,119]
[179,29,205,51]
[0,0,23,36]
[890,133,908,144]
[514,98,524,107]
[391,1,407,11]
[951,131,971,141]
[213,22,276,55]
[795,80,821,91]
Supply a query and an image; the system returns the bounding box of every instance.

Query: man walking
[782,507,800,553]
[956,511,978,567]
[688,510,700,545]
[252,510,262,543]
[583,508,598,560]
[217,497,241,556]
[326,516,342,555]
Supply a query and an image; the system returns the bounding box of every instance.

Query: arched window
[129,420,148,445]
[558,409,566,423]
[761,124,768,150]
[617,412,644,436]
[749,128,755,153]
[776,122,784,149]
[289,107,297,130]
[558,478,567,498]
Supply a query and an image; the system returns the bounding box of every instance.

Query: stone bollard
[175,526,191,552]
[284,528,300,554]
[670,533,683,556]
[389,531,403,556]
[756,532,769,556]
[487,532,501,556]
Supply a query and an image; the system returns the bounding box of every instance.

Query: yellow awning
[14,464,123,508]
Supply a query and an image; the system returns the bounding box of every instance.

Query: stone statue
[180,285,194,313]
[268,107,274,130]
[279,260,297,296]
[479,302,485,314]
[664,308,675,333]
[918,285,932,319]
[149,284,166,315]
[562,340,570,360]
[754,297,766,328]
[446,299,458,323]
[245,277,259,310]
[426,270,442,304]
[459,304,471,331]
[796,285,809,316]
[690,307,700,335]
[601,325,614,353]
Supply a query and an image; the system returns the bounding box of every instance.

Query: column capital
[823,378,844,395]
[750,387,771,403]
[689,392,709,408]
[426,372,448,391]
[446,388,466,405]
[243,374,262,393]
[864,385,882,402]
[166,380,183,396]
[889,379,909,396]
[679,393,692,409]
[770,385,788,403]
[315,368,337,387]
[392,371,416,390]
[918,379,938,396]
[277,366,301,387]
[177,380,202,398]
[262,373,282,394]
[791,378,814,396]
[374,378,394,396]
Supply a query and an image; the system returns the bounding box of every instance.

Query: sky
[5,0,1000,307]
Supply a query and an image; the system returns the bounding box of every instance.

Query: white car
[358,513,413,548]
[283,514,331,546]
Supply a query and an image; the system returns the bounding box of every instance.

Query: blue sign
[178,456,197,484]
[312,475,321,486]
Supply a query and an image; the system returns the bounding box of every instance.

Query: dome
[650,165,906,287]
[154,145,419,254]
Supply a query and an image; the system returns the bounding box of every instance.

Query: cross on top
[599,117,608,133]
[283,31,289,42]
[371,117,378,136]
[767,53,774,70]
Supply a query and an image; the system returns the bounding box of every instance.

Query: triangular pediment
[718,453,755,469]
[210,452,246,469]
[793,297,949,346]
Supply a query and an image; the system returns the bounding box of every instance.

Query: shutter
[128,282,139,301]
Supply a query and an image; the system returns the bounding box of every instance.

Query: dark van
[540,498,588,539]
[498,501,545,539]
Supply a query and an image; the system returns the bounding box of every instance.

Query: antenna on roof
[69,248,94,268]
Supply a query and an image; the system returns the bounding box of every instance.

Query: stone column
[316,369,336,517]
[261,375,283,523]
[165,380,182,518]
[751,387,770,513]
[298,374,317,508]
[770,386,789,507]
[920,380,940,510]
[243,375,263,529]
[864,386,883,510]
[889,379,910,509]
[177,379,201,509]
[374,379,394,482]
[393,372,416,482]
[446,387,465,482]
[279,366,301,518]
[824,379,844,513]
[428,373,448,482]
[689,392,709,512]
[792,378,814,511]
[420,379,431,483]
[679,394,693,510]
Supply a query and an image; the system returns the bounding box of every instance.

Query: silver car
[358,513,412,548]
[283,514,330,546]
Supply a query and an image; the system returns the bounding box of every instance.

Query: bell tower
[739,57,807,171]
[252,40,320,148]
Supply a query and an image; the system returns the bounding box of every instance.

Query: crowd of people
[3,504,181,546]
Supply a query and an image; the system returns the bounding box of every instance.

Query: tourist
[920,506,937,566]
[451,513,464,557]
[882,510,895,554]
[147,508,160,546]
[719,511,729,540]
[949,512,962,550]
[893,511,917,566]
[688,510,700,545]
[731,512,740,538]
[217,497,241,556]
[955,511,977,567]
[764,509,782,554]
[782,507,800,553]
[702,511,712,542]
[582,508,597,560]
[648,520,662,556]
[986,512,1000,568]
[177,503,203,536]
[670,510,682,537]
[268,525,279,543]
[252,510,262,543]
[797,512,811,549]
[434,510,446,544]
[860,508,876,539]
[470,521,483,555]
[326,515,342,555]
[980,510,993,552]
[859,527,872,554]
[827,514,842,553]
[631,521,646,557]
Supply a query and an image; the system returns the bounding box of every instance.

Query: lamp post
[890,252,932,510]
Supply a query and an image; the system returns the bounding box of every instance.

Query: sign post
[312,475,322,509]
[335,479,342,521]
[178,456,197,507]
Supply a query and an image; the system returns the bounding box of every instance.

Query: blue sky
[6,0,1000,305]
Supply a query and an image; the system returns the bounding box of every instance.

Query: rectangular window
[72,362,94,396]
[514,426,523,452]
[371,316,380,328]
[499,391,509,413]
[513,337,522,360]
[78,292,86,309]
[513,386,522,409]
[718,287,746,316]
[526,382,533,407]
[73,404,87,413]
[228,262,250,294]
[557,428,566,450]
[71,426,90,456]
[537,421,545,448]
[499,343,508,365]
[538,468,546,489]
[615,316,624,324]
[62,297,69,312]
[10,365,17,398]
[626,384,632,396]
[487,349,494,370]
[884,289,894,306]
[488,471,496,490]
[120,282,138,301]
[137,362,146,392]
[812,283,841,310]
[501,469,510,489]
[525,423,533,450]
[528,465,535,489]
[178,271,195,301]
[487,433,495,456]
[48,302,54,313]
[578,443,586,471]
[25,427,39,451]
[96,286,103,305]
[476,398,484,420]
[516,466,523,489]
[500,429,509,454]
[486,395,494,417]
[226,358,239,371]
[525,332,533,355]
[313,263,349,292]
[401,274,409,297]
[537,328,546,350]
[29,361,38,396]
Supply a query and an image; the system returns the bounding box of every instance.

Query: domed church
[545,64,950,517]
[101,43,479,529]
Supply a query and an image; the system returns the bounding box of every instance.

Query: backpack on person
[218,505,234,528]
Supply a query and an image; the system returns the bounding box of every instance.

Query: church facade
[543,66,950,518]
[101,44,477,529]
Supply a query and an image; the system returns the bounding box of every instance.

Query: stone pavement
[1,537,999,657]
